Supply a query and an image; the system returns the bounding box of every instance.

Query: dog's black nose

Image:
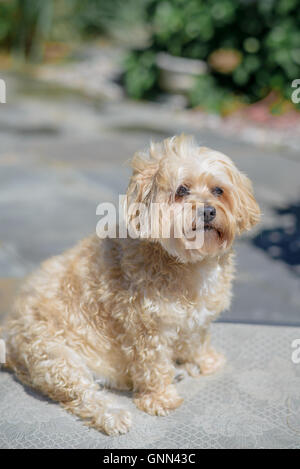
[204,205,216,222]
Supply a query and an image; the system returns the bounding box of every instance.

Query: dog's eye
[176,185,189,197]
[212,187,223,196]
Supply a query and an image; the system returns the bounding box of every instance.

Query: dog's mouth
[192,223,221,237]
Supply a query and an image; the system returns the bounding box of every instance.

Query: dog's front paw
[134,385,183,416]
[184,362,201,377]
[199,349,225,375]
[97,408,132,436]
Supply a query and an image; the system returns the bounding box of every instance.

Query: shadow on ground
[253,201,300,276]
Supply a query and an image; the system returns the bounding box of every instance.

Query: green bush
[0,0,299,111]
[0,0,54,61]
[123,0,300,110]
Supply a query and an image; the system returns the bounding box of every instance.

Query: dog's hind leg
[8,339,132,435]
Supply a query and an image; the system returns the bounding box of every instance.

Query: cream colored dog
[2,135,260,435]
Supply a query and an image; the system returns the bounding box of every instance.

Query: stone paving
[0,72,299,326]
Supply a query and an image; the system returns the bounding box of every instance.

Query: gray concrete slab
[1,323,300,448]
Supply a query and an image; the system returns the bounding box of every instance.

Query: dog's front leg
[176,328,225,377]
[131,334,183,416]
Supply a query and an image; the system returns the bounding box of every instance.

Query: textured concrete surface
[0,76,299,325]
[1,323,300,449]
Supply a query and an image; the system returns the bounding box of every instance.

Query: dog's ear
[125,152,159,238]
[127,153,159,205]
[233,170,261,233]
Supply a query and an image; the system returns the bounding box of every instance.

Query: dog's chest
[159,262,222,335]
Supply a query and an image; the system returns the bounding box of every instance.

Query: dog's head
[126,135,260,263]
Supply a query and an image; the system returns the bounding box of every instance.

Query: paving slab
[1,323,300,449]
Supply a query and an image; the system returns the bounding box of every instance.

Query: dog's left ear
[233,170,261,233]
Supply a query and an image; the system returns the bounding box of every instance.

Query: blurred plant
[0,1,14,48]
[189,74,238,114]
[0,0,53,61]
[124,51,158,99]
[0,0,299,112]
[123,0,300,112]
[0,0,151,62]
[75,0,152,47]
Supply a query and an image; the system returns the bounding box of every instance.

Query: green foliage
[123,0,300,111]
[0,0,299,111]
[124,51,158,99]
[0,0,151,61]
[0,0,54,61]
[189,75,236,114]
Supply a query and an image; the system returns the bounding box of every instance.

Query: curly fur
[2,135,260,435]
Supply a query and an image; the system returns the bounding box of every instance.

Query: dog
[2,135,260,435]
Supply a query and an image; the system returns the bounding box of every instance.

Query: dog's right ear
[125,152,159,239]
[126,152,159,205]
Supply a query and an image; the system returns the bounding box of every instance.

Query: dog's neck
[135,238,231,275]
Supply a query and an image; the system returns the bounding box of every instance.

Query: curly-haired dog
[2,135,260,435]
